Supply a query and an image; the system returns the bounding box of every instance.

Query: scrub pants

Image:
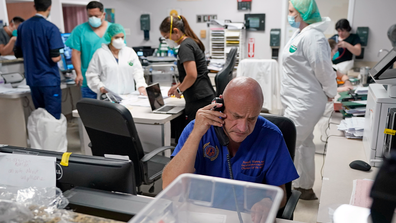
[294,132,316,189]
[284,100,326,190]
[185,95,214,125]
[81,86,97,99]
[30,86,61,119]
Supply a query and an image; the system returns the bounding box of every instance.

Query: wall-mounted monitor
[244,14,265,31]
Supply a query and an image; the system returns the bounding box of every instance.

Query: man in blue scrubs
[14,0,63,119]
[66,1,111,99]
[163,77,298,212]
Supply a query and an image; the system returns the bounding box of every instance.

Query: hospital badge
[128,61,134,66]
[289,45,297,53]
[203,142,219,161]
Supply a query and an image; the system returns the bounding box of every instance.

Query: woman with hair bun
[159,15,215,124]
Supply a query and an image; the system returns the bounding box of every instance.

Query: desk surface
[72,96,185,125]
[317,113,378,223]
[0,83,75,99]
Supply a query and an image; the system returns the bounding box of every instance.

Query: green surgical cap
[105,23,126,42]
[290,0,322,24]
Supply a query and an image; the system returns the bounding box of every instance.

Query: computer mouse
[349,160,371,171]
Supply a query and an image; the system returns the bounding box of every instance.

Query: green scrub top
[66,22,111,87]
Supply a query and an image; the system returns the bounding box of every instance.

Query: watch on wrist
[177,87,183,95]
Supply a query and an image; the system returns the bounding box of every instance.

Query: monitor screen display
[59,33,74,71]
[146,83,165,111]
[137,51,144,57]
[248,17,260,28]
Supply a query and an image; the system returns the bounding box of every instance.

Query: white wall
[100,0,284,59]
[4,0,91,32]
[352,0,396,63]
[316,0,349,38]
[0,0,9,25]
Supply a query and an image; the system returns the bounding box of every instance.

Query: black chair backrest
[260,114,296,202]
[215,47,238,96]
[77,98,145,187]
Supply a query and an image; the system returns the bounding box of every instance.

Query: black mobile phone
[212,97,229,146]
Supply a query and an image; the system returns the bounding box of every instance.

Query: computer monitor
[59,33,74,71]
[369,47,396,97]
[370,47,396,80]
[132,46,155,57]
[0,145,136,194]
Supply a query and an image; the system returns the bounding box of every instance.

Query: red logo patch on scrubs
[203,142,219,161]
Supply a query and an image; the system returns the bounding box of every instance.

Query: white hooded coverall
[86,43,147,95]
[281,17,337,189]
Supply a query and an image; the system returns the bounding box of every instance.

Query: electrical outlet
[197,15,217,23]
[197,15,202,23]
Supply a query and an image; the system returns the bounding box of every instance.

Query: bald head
[221,77,264,143]
[223,77,264,108]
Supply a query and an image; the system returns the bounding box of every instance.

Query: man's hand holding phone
[193,103,226,138]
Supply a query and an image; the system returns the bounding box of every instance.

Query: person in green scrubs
[66,1,111,99]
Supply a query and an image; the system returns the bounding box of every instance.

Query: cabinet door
[375,103,396,158]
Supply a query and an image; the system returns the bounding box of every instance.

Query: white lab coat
[86,44,147,95]
[281,17,337,189]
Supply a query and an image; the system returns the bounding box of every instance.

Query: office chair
[215,47,238,96]
[260,113,301,220]
[76,98,173,194]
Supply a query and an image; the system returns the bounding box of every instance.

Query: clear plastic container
[129,174,283,223]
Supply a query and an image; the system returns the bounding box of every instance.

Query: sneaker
[294,187,318,200]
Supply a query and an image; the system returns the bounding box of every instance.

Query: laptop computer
[146,83,184,114]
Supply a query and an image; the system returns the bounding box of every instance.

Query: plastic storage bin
[129,173,283,223]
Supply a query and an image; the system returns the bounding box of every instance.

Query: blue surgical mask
[288,15,300,29]
[12,30,17,37]
[89,16,102,28]
[332,51,340,61]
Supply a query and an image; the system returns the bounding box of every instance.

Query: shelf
[210,28,245,61]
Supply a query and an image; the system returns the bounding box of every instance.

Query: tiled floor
[66,117,328,222]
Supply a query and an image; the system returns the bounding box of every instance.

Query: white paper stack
[337,117,366,139]
[354,86,369,95]
[207,59,225,71]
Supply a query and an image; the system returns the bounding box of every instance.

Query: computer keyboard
[157,106,174,112]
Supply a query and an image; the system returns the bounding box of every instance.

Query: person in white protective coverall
[281,0,337,200]
[86,23,147,96]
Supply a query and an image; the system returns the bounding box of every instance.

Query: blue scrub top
[65,22,111,87]
[15,16,63,87]
[172,116,299,186]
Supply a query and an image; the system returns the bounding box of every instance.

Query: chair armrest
[141,146,174,162]
[281,189,302,220]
